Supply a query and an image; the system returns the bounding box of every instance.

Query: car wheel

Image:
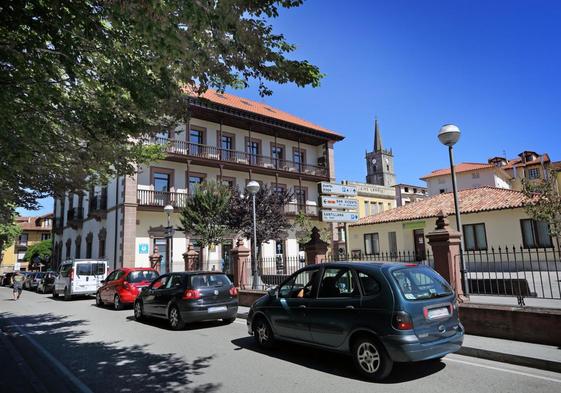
[352,336,393,382]
[64,287,71,301]
[223,317,236,324]
[134,301,144,321]
[96,291,104,307]
[52,287,59,299]
[114,295,123,311]
[168,305,185,330]
[252,317,275,349]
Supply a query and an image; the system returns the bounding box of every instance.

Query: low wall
[239,290,266,307]
[459,303,561,346]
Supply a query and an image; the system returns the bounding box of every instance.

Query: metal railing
[283,202,319,217]
[463,246,561,304]
[153,137,328,177]
[259,256,308,288]
[137,189,190,208]
[323,250,434,266]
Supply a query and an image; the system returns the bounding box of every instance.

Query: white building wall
[425,168,511,196]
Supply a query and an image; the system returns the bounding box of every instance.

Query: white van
[53,259,108,300]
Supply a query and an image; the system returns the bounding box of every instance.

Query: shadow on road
[1,312,220,393]
[126,315,233,332]
[231,336,446,383]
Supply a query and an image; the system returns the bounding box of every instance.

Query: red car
[96,268,159,310]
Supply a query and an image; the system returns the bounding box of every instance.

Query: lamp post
[246,181,260,289]
[438,124,469,295]
[164,204,174,274]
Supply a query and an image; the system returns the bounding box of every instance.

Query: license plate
[208,306,227,313]
[428,307,450,319]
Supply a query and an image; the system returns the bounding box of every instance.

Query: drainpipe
[113,176,120,270]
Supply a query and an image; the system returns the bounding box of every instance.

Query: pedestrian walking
[12,271,24,300]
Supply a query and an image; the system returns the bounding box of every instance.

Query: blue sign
[138,243,149,254]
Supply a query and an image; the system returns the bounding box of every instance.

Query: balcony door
[151,168,174,207]
[189,174,205,194]
[246,139,260,165]
[190,127,204,156]
[221,134,234,160]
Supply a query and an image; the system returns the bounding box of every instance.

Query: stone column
[149,251,162,273]
[230,239,251,288]
[183,244,199,272]
[304,227,329,264]
[426,211,468,302]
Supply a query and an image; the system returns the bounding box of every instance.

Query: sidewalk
[236,306,561,373]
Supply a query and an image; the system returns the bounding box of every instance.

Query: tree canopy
[0,0,322,219]
[23,239,53,266]
[0,210,21,261]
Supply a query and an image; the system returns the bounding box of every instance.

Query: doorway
[413,229,426,261]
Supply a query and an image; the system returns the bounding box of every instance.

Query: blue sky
[18,0,561,216]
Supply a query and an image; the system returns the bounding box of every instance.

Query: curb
[236,311,561,373]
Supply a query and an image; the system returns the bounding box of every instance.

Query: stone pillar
[304,227,329,264]
[183,244,199,272]
[230,239,251,288]
[426,211,468,302]
[149,251,162,273]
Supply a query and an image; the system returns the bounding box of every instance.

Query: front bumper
[381,326,464,362]
[179,300,238,323]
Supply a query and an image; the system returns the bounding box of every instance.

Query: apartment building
[394,183,428,206]
[52,90,344,272]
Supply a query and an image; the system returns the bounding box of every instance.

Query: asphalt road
[1,287,560,393]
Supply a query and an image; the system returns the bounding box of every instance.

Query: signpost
[320,196,359,210]
[319,182,357,197]
[321,210,359,223]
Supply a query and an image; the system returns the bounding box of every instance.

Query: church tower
[365,118,396,186]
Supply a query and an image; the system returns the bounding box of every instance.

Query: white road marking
[446,357,561,384]
[9,323,94,393]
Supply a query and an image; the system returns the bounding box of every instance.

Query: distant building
[1,214,53,272]
[365,119,396,187]
[394,183,428,206]
[489,151,551,191]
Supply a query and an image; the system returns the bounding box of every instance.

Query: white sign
[321,196,359,210]
[319,182,357,196]
[321,210,359,223]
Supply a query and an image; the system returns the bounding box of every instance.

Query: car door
[153,274,183,316]
[100,271,116,301]
[307,267,362,348]
[143,275,169,316]
[267,267,320,343]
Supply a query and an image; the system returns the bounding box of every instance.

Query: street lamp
[438,124,469,296]
[164,204,174,274]
[246,180,260,289]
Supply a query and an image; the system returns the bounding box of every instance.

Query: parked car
[24,272,47,291]
[53,260,108,300]
[37,271,57,294]
[247,262,464,382]
[1,273,13,287]
[134,271,238,330]
[96,268,159,310]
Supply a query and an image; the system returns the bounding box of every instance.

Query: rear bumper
[381,326,464,362]
[179,300,238,323]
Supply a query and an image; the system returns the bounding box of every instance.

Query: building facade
[52,90,344,273]
[394,183,428,206]
[1,214,53,272]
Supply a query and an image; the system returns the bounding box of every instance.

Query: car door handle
[297,305,307,309]
[345,305,355,310]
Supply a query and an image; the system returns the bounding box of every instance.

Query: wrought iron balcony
[152,137,328,178]
[137,190,190,209]
[67,207,84,228]
[283,202,319,217]
[89,194,108,220]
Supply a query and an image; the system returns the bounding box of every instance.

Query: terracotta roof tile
[420,163,494,180]
[185,88,343,139]
[503,153,550,169]
[351,187,531,226]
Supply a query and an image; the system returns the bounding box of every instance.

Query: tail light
[182,289,201,300]
[229,287,238,297]
[69,268,74,280]
[392,311,413,330]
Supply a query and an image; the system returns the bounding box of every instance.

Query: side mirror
[267,287,278,298]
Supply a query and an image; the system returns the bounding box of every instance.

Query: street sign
[321,210,359,223]
[320,196,359,210]
[319,182,357,197]
[138,243,149,254]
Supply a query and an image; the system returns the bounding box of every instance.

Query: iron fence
[463,246,561,304]
[322,250,434,267]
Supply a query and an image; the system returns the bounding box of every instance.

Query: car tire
[168,305,185,330]
[252,316,275,349]
[52,287,59,299]
[96,291,104,307]
[114,295,123,311]
[352,336,393,382]
[134,301,144,321]
[64,287,71,301]
[223,317,236,324]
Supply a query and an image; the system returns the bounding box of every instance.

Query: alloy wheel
[134,302,143,320]
[169,307,180,328]
[114,295,121,310]
[356,342,381,374]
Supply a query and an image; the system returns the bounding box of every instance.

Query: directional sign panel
[319,182,357,197]
[321,210,359,223]
[321,196,359,210]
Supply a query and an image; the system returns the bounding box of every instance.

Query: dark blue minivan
[247,262,464,381]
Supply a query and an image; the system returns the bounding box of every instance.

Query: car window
[127,270,159,283]
[114,271,126,280]
[318,268,359,298]
[151,275,169,289]
[59,264,72,277]
[392,267,453,301]
[358,272,381,296]
[76,263,93,276]
[279,268,320,299]
[190,274,231,289]
[166,275,183,289]
[92,263,106,276]
[105,271,118,281]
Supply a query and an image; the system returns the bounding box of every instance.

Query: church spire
[374,117,382,152]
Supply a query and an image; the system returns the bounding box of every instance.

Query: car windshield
[127,270,159,283]
[35,273,45,278]
[190,274,231,289]
[391,267,453,301]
